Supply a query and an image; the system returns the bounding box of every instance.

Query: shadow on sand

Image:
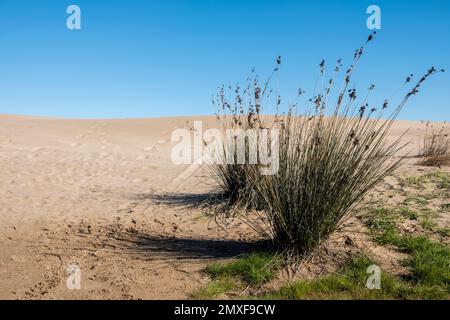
[111,191,263,260]
[113,232,267,261]
[132,191,227,210]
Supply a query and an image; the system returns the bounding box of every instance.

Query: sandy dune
[0,115,436,299]
[0,115,259,299]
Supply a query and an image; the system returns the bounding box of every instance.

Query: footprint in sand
[143,145,156,152]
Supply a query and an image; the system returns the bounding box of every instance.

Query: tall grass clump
[417,122,450,167]
[210,32,443,255]
[209,58,283,209]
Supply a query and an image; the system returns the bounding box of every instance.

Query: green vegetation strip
[193,247,449,299]
[366,207,450,295]
[192,252,279,299]
[402,171,450,190]
[263,255,447,300]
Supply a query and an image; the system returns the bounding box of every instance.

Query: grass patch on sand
[192,252,280,299]
[402,171,450,190]
[367,208,402,245]
[399,236,450,288]
[367,206,444,241]
[365,206,449,292]
[402,196,429,206]
[194,246,449,299]
[191,277,235,299]
[261,255,448,300]
[205,252,279,285]
[419,211,439,231]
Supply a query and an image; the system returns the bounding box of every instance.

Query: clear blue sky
[0,0,448,120]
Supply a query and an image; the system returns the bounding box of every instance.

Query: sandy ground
[0,114,442,299]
